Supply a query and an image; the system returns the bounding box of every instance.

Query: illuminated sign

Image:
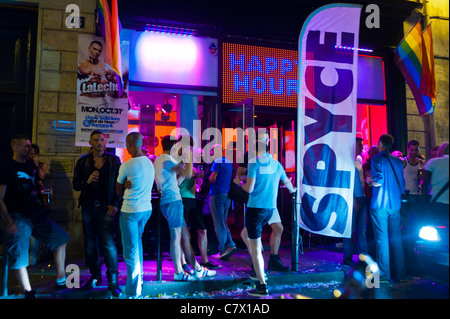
[222,43,299,108]
[222,43,385,108]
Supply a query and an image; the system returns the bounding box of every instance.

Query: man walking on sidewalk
[1,135,70,298]
[234,130,296,296]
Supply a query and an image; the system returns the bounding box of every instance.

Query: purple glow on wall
[130,31,218,88]
[134,32,198,73]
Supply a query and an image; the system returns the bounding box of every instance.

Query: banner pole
[156,195,162,282]
[291,192,298,271]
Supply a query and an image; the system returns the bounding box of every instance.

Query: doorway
[0,5,37,163]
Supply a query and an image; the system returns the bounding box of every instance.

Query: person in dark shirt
[72,130,122,297]
[0,135,70,299]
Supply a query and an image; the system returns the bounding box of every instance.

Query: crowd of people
[346,135,449,283]
[0,130,296,298]
[0,130,448,299]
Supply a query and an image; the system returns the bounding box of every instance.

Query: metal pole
[291,193,298,272]
[156,199,162,282]
[421,0,437,158]
[2,233,8,297]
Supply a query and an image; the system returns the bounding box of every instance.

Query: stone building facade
[405,0,449,155]
[1,0,448,259]
[19,0,98,258]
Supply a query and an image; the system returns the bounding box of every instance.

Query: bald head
[127,132,143,147]
[126,132,144,157]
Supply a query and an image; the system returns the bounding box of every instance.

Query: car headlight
[419,226,440,241]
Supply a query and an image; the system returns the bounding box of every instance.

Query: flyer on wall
[75,34,129,148]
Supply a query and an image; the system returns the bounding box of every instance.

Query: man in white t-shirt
[422,142,449,216]
[154,135,215,281]
[401,140,425,275]
[116,132,155,298]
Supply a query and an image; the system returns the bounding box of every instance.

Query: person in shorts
[154,135,215,281]
[0,135,70,298]
[234,130,296,297]
[238,151,291,272]
[178,136,221,270]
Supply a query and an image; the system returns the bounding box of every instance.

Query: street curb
[141,270,345,297]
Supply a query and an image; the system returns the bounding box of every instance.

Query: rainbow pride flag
[394,21,435,117]
[96,0,123,95]
[421,24,436,103]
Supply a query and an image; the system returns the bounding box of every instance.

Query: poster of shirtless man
[77,40,118,97]
[76,35,128,148]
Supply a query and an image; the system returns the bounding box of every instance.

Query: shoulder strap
[383,154,402,193]
[431,180,450,203]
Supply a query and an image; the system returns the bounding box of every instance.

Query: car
[415,208,449,284]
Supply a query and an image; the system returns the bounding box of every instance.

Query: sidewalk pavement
[1,245,348,299]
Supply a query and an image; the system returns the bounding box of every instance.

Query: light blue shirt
[247,153,287,209]
[370,150,405,211]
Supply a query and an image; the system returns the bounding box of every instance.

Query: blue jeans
[370,208,405,280]
[210,194,235,254]
[343,197,369,262]
[119,210,151,298]
[81,203,118,278]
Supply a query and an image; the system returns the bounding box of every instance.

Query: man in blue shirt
[368,134,405,281]
[234,131,296,296]
[209,144,236,260]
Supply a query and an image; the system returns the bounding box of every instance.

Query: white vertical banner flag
[296,4,362,238]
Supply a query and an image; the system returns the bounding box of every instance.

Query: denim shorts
[160,200,185,229]
[6,213,70,269]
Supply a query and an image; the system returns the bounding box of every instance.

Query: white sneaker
[195,266,216,278]
[174,270,198,281]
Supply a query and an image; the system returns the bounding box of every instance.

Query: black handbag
[228,181,249,203]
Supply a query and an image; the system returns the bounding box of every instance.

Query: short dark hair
[89,40,103,48]
[90,130,104,138]
[407,140,420,149]
[126,132,143,148]
[31,143,40,155]
[379,134,394,149]
[177,135,194,147]
[10,134,30,150]
[161,135,177,151]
